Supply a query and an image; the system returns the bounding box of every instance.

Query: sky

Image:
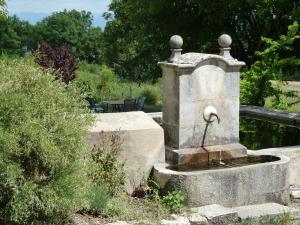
[7,0,112,28]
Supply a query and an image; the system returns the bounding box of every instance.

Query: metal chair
[136,96,146,111]
[86,97,104,113]
[123,99,136,112]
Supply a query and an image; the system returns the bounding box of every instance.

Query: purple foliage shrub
[35,42,79,84]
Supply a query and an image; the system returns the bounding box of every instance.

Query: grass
[265,81,300,112]
[76,62,162,105]
[230,213,294,225]
[105,193,170,224]
[72,193,170,225]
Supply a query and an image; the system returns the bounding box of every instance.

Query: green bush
[0,58,92,224]
[88,184,111,213]
[90,131,125,196]
[240,22,300,109]
[161,191,185,213]
[140,86,160,105]
[77,62,118,102]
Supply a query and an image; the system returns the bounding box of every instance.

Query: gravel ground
[71,213,113,225]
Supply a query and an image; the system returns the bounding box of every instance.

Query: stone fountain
[153,34,290,207]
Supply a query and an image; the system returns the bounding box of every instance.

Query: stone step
[191,204,238,225]
[232,203,300,220]
[159,203,300,225]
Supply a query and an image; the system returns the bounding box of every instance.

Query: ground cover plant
[0,58,92,224]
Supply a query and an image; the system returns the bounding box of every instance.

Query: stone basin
[154,154,290,207]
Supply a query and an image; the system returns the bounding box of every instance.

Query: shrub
[88,184,111,213]
[140,86,160,105]
[35,42,79,84]
[77,63,118,102]
[90,131,125,196]
[161,191,185,213]
[0,58,92,224]
[240,22,300,109]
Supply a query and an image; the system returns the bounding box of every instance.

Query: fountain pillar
[158,34,247,165]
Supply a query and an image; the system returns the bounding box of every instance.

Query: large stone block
[87,112,165,193]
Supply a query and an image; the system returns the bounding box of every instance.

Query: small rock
[161,214,190,225]
[188,213,209,225]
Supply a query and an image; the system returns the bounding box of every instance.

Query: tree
[0,16,32,55]
[34,10,103,63]
[103,0,300,82]
[241,22,300,109]
[0,0,7,18]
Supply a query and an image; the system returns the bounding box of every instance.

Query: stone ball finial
[218,34,232,48]
[169,35,183,49]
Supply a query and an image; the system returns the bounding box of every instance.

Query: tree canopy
[0,0,6,18]
[103,0,300,82]
[0,16,33,55]
[0,10,104,63]
[241,22,300,109]
[34,10,103,63]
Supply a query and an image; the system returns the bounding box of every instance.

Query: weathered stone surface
[188,213,209,225]
[87,112,165,193]
[191,204,238,225]
[161,214,190,225]
[154,155,290,207]
[233,203,300,220]
[166,143,247,165]
[249,145,300,187]
[218,34,232,48]
[159,51,245,149]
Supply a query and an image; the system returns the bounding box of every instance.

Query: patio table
[103,100,124,112]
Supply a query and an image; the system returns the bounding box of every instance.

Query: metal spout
[210,113,220,124]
